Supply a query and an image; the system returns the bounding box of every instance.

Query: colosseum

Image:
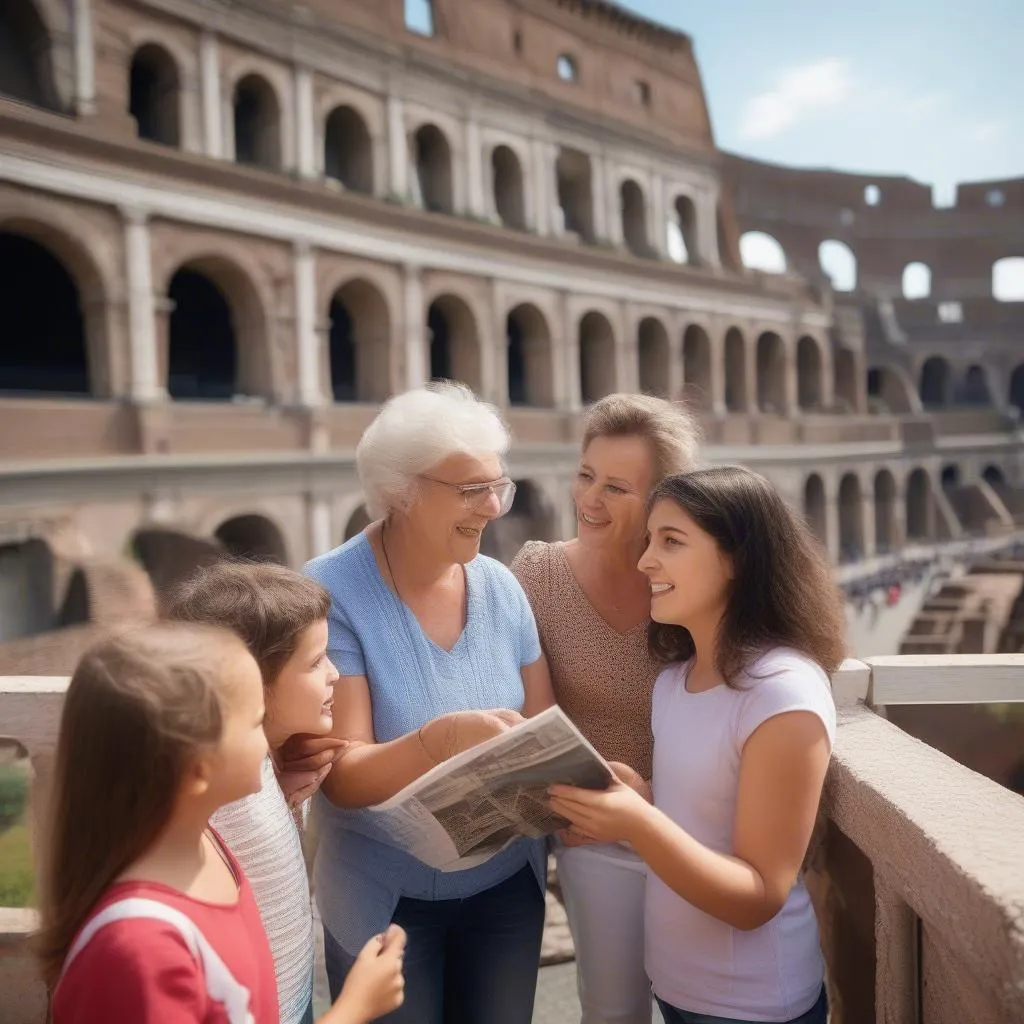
[1,2,1023,1021]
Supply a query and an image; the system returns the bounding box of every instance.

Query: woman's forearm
[321,731,436,808]
[629,805,785,931]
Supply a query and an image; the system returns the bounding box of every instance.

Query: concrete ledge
[826,705,1024,1020]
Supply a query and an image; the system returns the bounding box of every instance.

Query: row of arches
[0,227,841,410]
[869,357,1021,413]
[804,463,1011,563]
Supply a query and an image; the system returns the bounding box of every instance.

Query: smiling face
[410,451,509,563]
[263,619,338,749]
[572,435,655,554]
[638,498,734,630]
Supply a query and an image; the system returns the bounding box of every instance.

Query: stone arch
[982,465,1005,488]
[579,311,616,404]
[0,229,91,395]
[796,335,824,411]
[819,239,857,292]
[507,303,553,407]
[867,364,918,414]
[906,468,932,541]
[0,0,62,111]
[414,124,454,214]
[941,464,960,490]
[958,364,992,406]
[803,474,827,549]
[833,347,858,412]
[739,231,786,274]
[756,331,786,413]
[492,145,526,230]
[1010,364,1024,412]
[0,537,55,641]
[166,254,271,400]
[620,179,649,257]
[129,42,181,147]
[556,148,595,243]
[667,193,698,265]
[638,317,669,398]
[919,356,952,407]
[344,504,371,541]
[214,514,288,564]
[480,478,557,563]
[724,327,747,412]
[682,324,713,410]
[902,261,931,300]
[838,473,864,563]
[324,105,374,194]
[427,294,481,391]
[874,469,897,555]
[233,73,282,170]
[131,528,225,600]
[327,278,392,402]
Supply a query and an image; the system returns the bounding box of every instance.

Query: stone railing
[1,659,1023,1023]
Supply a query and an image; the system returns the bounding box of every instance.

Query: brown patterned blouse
[510,540,660,780]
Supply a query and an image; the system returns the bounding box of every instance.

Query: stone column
[697,188,721,268]
[294,67,316,180]
[465,116,485,218]
[530,141,550,235]
[387,95,408,200]
[200,32,223,159]
[824,495,841,565]
[72,0,96,116]
[490,280,509,407]
[294,242,323,406]
[744,337,760,413]
[709,332,727,416]
[650,173,668,258]
[122,210,162,402]
[307,495,333,561]
[591,155,610,243]
[782,338,799,416]
[861,492,877,560]
[402,264,427,389]
[667,321,684,401]
[561,297,582,411]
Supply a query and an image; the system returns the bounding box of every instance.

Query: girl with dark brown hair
[549,467,845,1024]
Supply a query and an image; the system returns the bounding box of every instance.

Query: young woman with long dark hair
[549,467,846,1024]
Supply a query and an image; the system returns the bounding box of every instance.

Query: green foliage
[0,765,28,833]
[0,822,34,907]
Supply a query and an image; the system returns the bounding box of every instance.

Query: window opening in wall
[818,239,857,292]
[620,180,649,257]
[404,0,434,37]
[129,45,180,147]
[492,145,526,229]
[739,231,786,274]
[556,148,595,243]
[167,268,237,400]
[902,262,931,300]
[667,195,697,265]
[634,80,651,107]
[992,257,1024,302]
[328,298,356,402]
[414,124,454,214]
[932,182,956,208]
[0,232,88,396]
[986,189,1005,207]
[557,54,578,83]
[937,301,963,323]
[864,184,881,206]
[0,0,61,111]
[233,74,281,170]
[324,106,373,194]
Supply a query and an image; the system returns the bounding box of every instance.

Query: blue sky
[618,0,1024,202]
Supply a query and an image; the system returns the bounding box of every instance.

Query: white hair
[356,382,511,518]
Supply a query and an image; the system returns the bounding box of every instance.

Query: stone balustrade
[0,658,1022,1023]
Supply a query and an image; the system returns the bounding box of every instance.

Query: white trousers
[555,842,652,1024]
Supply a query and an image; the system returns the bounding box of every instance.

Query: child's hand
[607,761,653,803]
[276,735,350,807]
[331,925,406,1022]
[548,780,653,845]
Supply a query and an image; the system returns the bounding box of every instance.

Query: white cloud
[738,59,852,140]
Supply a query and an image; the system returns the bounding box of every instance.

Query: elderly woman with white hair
[301,383,555,1024]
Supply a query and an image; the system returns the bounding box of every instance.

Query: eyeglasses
[418,475,517,517]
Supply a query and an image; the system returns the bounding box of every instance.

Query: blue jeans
[323,865,545,1024]
[655,985,828,1024]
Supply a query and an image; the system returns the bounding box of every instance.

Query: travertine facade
[0,0,1022,656]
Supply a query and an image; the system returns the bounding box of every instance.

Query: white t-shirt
[645,648,835,1022]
